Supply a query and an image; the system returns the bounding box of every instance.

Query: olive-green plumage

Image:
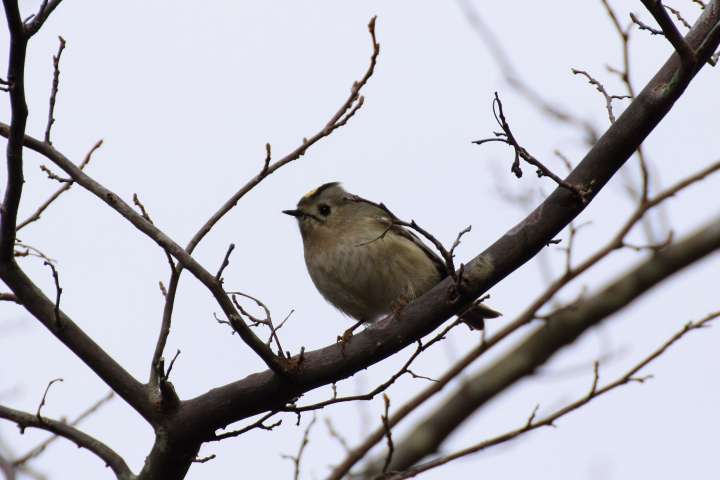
[284,183,500,327]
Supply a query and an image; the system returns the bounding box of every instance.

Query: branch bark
[171,1,720,442]
[362,214,720,474]
[0,404,133,479]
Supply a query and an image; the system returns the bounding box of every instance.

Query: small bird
[283,182,500,331]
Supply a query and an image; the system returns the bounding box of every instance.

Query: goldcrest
[284,183,500,328]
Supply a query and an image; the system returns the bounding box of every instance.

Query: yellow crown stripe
[302,187,320,200]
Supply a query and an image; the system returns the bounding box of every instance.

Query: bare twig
[36,378,63,420]
[385,312,720,479]
[380,395,394,474]
[455,0,598,144]
[639,0,696,67]
[229,292,287,358]
[348,194,468,283]
[43,261,62,326]
[24,0,64,37]
[14,391,114,467]
[215,243,235,282]
[601,0,661,239]
[326,159,720,480]
[18,140,103,231]
[282,414,317,480]
[0,292,18,302]
[664,5,692,29]
[630,12,664,35]
[0,403,132,479]
[132,193,154,224]
[449,225,472,260]
[210,411,282,442]
[473,93,587,201]
[571,68,631,123]
[146,16,381,378]
[285,320,464,414]
[44,36,66,145]
[39,164,71,183]
[192,454,216,463]
[325,417,351,453]
[163,349,181,381]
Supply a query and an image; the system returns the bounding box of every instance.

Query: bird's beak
[282,209,302,218]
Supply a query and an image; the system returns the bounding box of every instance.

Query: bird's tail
[459,301,502,330]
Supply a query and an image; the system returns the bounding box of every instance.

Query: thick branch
[24,0,64,37]
[0,130,285,375]
[0,262,154,421]
[386,312,719,479]
[0,404,133,480]
[327,158,720,479]
[0,0,28,263]
[169,3,720,444]
[640,0,696,67]
[148,16,380,382]
[366,215,720,473]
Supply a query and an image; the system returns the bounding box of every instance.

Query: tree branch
[640,0,696,67]
[147,16,380,382]
[0,0,29,263]
[171,4,720,447]
[13,391,114,467]
[17,139,102,231]
[0,404,133,480]
[364,215,720,473]
[24,0,64,37]
[384,311,719,479]
[44,35,65,144]
[325,156,720,480]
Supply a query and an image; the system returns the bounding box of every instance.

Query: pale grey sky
[1,1,718,479]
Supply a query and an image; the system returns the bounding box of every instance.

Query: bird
[283,182,500,332]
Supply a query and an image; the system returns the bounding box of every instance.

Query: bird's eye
[318,204,331,216]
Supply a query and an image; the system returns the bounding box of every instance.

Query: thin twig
[325,417,351,453]
[326,158,720,480]
[571,68,631,123]
[193,454,216,463]
[639,0,696,67]
[147,16,381,378]
[282,414,317,480]
[163,349,181,381]
[215,243,235,281]
[0,402,132,478]
[380,394,394,474]
[18,140,103,231]
[664,5,691,29]
[348,194,465,282]
[385,312,720,479]
[473,93,587,201]
[284,320,464,414]
[14,391,114,466]
[39,164,71,183]
[630,12,664,35]
[0,292,18,302]
[24,0,64,37]
[43,261,62,326]
[455,0,598,144]
[229,292,287,358]
[132,193,154,224]
[44,36,66,145]
[36,378,63,420]
[210,411,282,441]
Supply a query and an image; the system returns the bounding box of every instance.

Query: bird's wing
[376,215,449,280]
